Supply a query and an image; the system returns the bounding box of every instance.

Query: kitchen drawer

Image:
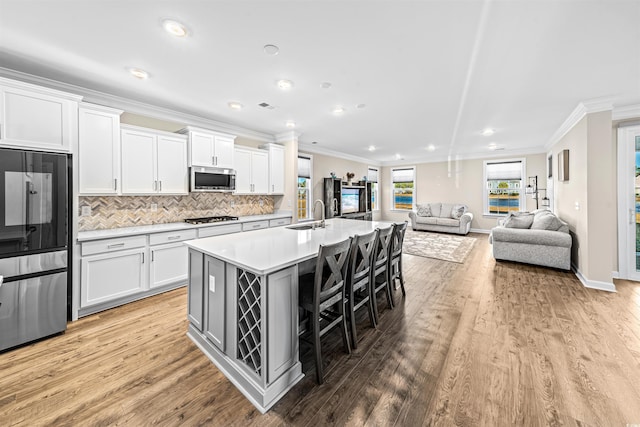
[242,220,269,232]
[198,223,242,238]
[269,217,291,227]
[149,229,197,246]
[81,235,147,256]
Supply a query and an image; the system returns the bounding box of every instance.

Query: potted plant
[346,172,355,185]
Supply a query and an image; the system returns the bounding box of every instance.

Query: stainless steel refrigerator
[0,148,69,352]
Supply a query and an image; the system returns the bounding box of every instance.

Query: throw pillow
[451,205,466,219]
[504,212,534,229]
[416,204,431,217]
[531,212,563,231]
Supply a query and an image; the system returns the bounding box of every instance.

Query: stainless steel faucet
[313,199,326,228]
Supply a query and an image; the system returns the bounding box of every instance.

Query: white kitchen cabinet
[260,143,285,195]
[156,134,188,193]
[81,246,147,308]
[242,220,269,231]
[234,147,269,194]
[121,125,188,195]
[0,77,82,152]
[149,229,196,289]
[179,126,235,168]
[150,242,189,289]
[79,103,123,194]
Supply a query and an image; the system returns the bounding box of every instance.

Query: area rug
[402,229,476,263]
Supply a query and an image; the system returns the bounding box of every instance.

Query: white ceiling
[1,0,639,164]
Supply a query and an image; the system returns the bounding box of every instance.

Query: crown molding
[298,142,381,166]
[0,67,275,143]
[275,131,301,143]
[545,98,617,150]
[612,103,640,121]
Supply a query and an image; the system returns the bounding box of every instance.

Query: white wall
[380,153,547,230]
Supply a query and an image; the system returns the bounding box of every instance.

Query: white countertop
[184,218,395,275]
[77,212,292,242]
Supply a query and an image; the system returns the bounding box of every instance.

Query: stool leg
[313,312,324,384]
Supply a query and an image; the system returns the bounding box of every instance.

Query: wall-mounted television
[341,188,360,214]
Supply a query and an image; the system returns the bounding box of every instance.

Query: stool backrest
[373,226,394,274]
[391,221,408,259]
[314,237,352,308]
[348,230,378,291]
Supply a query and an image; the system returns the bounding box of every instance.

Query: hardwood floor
[2,233,640,426]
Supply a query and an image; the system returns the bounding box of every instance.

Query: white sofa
[408,202,473,235]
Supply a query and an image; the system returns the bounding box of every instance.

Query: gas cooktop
[184,216,239,225]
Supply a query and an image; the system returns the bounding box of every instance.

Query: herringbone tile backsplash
[78,194,275,231]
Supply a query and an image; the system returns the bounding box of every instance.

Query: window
[391,167,415,210]
[297,154,313,220]
[483,159,525,215]
[368,166,379,211]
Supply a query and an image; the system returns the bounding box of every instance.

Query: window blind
[486,161,522,181]
[298,155,311,179]
[392,168,414,183]
[368,167,378,183]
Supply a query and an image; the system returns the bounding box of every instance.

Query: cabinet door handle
[168,235,181,240]
[107,243,125,249]
[159,180,162,191]
[142,253,145,264]
[114,178,118,191]
[272,184,274,192]
[252,224,261,228]
[151,251,154,262]
[212,156,215,165]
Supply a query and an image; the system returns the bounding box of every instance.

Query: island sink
[286,222,325,230]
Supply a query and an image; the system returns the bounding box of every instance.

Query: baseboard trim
[571,265,617,292]
[611,271,620,279]
[470,228,491,234]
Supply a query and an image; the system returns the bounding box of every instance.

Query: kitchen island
[184,218,394,413]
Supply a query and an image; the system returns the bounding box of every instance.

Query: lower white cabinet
[79,231,194,315]
[150,242,189,289]
[78,216,292,316]
[81,247,147,307]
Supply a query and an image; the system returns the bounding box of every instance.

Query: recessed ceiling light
[482,128,495,136]
[128,68,149,79]
[332,106,345,114]
[488,142,498,150]
[427,144,436,151]
[277,79,294,90]
[162,19,188,37]
[285,120,296,128]
[228,101,243,110]
[320,82,332,89]
[264,44,279,55]
[356,104,366,109]
[394,153,404,160]
[368,145,376,151]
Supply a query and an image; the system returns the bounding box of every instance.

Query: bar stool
[371,225,394,324]
[346,229,378,349]
[389,221,408,298]
[298,237,352,384]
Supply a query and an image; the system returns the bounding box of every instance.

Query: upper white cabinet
[0,77,82,152]
[260,143,285,195]
[121,125,188,195]
[234,147,269,194]
[78,103,123,194]
[179,126,235,168]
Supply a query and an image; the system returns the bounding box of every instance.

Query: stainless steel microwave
[190,166,236,192]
